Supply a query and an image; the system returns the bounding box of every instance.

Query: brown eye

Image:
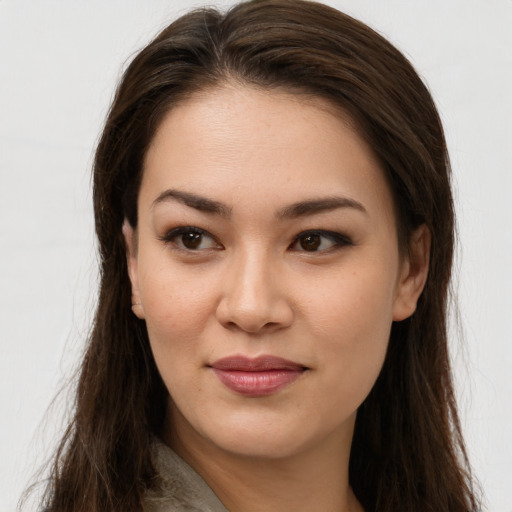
[291,230,352,252]
[161,227,220,251]
[182,232,203,249]
[299,234,321,251]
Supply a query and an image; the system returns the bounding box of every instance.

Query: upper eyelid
[158,226,352,248]
[159,226,218,243]
[159,226,223,253]
[292,229,352,242]
[162,226,210,237]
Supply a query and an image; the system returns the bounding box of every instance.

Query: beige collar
[144,438,230,512]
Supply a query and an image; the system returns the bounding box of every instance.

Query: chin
[211,428,313,460]
[168,385,359,462]
[196,407,350,461]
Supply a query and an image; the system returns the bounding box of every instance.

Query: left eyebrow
[277,196,367,219]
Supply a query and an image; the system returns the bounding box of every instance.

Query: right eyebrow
[151,189,232,217]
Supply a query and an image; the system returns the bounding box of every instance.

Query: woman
[38,0,479,511]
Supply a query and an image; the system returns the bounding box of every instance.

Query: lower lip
[211,368,304,397]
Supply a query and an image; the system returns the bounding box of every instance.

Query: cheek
[304,265,396,339]
[141,274,214,401]
[137,257,216,357]
[302,266,396,386]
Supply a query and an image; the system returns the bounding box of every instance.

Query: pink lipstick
[209,355,306,397]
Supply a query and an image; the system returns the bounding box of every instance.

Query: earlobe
[392,224,431,322]
[122,219,145,319]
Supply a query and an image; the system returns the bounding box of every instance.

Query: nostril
[220,317,289,335]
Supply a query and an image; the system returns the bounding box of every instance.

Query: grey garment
[144,438,230,512]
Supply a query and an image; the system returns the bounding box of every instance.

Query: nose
[215,249,294,334]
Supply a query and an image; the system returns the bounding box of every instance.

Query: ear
[122,219,145,319]
[392,224,431,321]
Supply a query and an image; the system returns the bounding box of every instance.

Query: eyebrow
[152,189,232,217]
[152,189,366,219]
[277,196,367,219]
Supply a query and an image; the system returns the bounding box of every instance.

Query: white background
[1,1,511,511]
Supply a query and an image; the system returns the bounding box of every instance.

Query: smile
[209,355,308,397]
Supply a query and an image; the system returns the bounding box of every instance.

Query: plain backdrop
[1,1,511,511]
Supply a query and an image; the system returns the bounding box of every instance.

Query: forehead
[148,84,359,156]
[141,84,394,222]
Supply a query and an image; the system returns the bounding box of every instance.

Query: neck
[164,412,363,512]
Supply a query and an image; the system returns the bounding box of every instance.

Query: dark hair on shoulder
[35,1,479,511]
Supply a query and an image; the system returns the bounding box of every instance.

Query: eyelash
[159,227,353,253]
[290,230,353,252]
[158,226,221,251]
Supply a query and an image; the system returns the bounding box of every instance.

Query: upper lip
[209,355,306,371]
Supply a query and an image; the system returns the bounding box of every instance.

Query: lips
[209,355,307,397]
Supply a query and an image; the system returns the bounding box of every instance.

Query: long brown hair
[36,1,479,510]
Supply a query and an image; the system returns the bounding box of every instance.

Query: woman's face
[125,85,428,461]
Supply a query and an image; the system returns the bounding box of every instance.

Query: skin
[124,84,430,512]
